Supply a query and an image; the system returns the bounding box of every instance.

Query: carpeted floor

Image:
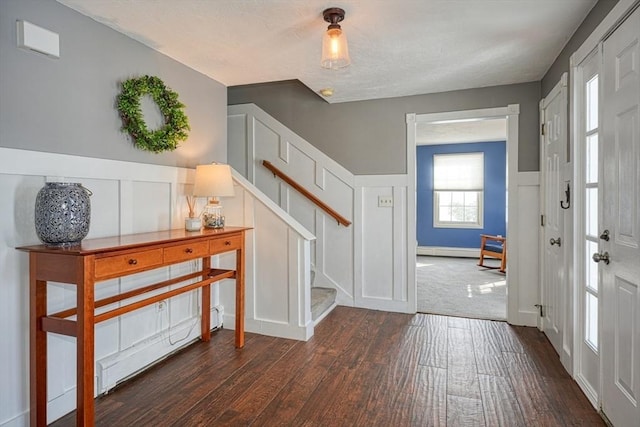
[417,255,507,321]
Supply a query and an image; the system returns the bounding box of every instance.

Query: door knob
[599,229,610,241]
[550,237,562,246]
[592,252,610,265]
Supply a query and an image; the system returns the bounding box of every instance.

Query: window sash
[434,190,483,228]
[433,152,484,191]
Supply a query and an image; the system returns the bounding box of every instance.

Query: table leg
[30,252,47,427]
[76,257,95,426]
[235,245,245,348]
[201,256,211,342]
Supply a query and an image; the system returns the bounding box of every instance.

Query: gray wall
[0,0,227,168]
[229,80,541,175]
[542,0,618,96]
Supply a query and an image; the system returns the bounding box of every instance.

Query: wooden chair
[478,234,506,273]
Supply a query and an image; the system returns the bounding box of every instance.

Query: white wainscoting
[354,174,413,313]
[229,104,355,306]
[510,171,541,326]
[0,147,313,426]
[229,104,417,314]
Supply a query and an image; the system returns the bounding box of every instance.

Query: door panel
[540,75,568,366]
[602,7,640,426]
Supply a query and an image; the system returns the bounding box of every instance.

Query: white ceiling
[57,0,597,104]
[417,118,507,145]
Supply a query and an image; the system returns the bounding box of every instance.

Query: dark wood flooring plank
[211,340,311,426]
[409,365,448,427]
[486,320,526,353]
[250,350,337,427]
[418,314,448,368]
[544,377,606,426]
[165,338,297,426]
[362,311,414,365]
[470,319,508,377]
[477,374,526,427]
[250,308,377,426]
[503,351,566,426]
[447,395,486,427]
[447,327,481,400]
[511,326,569,378]
[48,306,605,427]
[448,316,471,329]
[291,365,360,426]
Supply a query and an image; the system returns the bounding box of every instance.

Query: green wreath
[117,75,190,153]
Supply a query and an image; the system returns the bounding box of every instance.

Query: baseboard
[575,373,599,409]
[230,315,314,341]
[510,309,538,327]
[354,297,414,314]
[417,246,480,258]
[97,306,223,394]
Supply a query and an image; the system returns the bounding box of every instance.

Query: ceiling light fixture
[319,87,334,97]
[321,7,350,70]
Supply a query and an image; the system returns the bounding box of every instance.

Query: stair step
[311,287,337,322]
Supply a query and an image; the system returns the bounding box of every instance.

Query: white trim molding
[407,105,538,326]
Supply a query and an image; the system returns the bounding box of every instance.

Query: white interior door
[601,6,640,426]
[540,74,568,367]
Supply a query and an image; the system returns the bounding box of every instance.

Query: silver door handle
[592,252,610,265]
[550,237,562,246]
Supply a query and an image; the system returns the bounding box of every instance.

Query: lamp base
[202,204,225,229]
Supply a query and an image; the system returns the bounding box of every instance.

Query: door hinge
[534,304,544,317]
[541,214,545,226]
[541,123,545,136]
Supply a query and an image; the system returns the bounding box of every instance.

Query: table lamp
[192,163,235,229]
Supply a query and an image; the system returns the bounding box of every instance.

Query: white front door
[601,6,640,426]
[540,74,569,367]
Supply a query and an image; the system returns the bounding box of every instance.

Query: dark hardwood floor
[52,307,604,426]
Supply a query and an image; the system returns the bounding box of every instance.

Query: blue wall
[417,141,506,248]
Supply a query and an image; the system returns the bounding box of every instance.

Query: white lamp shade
[193,164,234,197]
[321,27,350,69]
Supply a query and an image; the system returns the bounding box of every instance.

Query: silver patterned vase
[34,182,92,246]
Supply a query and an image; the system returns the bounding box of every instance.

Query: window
[583,73,599,351]
[433,152,484,228]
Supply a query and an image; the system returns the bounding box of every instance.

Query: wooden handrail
[262,160,352,227]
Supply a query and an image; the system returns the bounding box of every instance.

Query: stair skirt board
[313,302,337,326]
[311,287,337,322]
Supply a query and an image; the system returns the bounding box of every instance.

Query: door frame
[569,0,640,411]
[406,105,520,324]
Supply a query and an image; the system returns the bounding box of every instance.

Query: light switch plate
[378,196,393,207]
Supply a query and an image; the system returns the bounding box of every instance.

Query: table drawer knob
[224,241,231,246]
[128,259,138,265]
[185,248,193,253]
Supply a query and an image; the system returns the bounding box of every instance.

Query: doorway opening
[416,117,507,320]
[406,105,520,324]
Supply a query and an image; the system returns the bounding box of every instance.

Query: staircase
[310,269,337,323]
[228,103,354,325]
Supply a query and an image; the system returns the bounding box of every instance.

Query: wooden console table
[18,226,250,426]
